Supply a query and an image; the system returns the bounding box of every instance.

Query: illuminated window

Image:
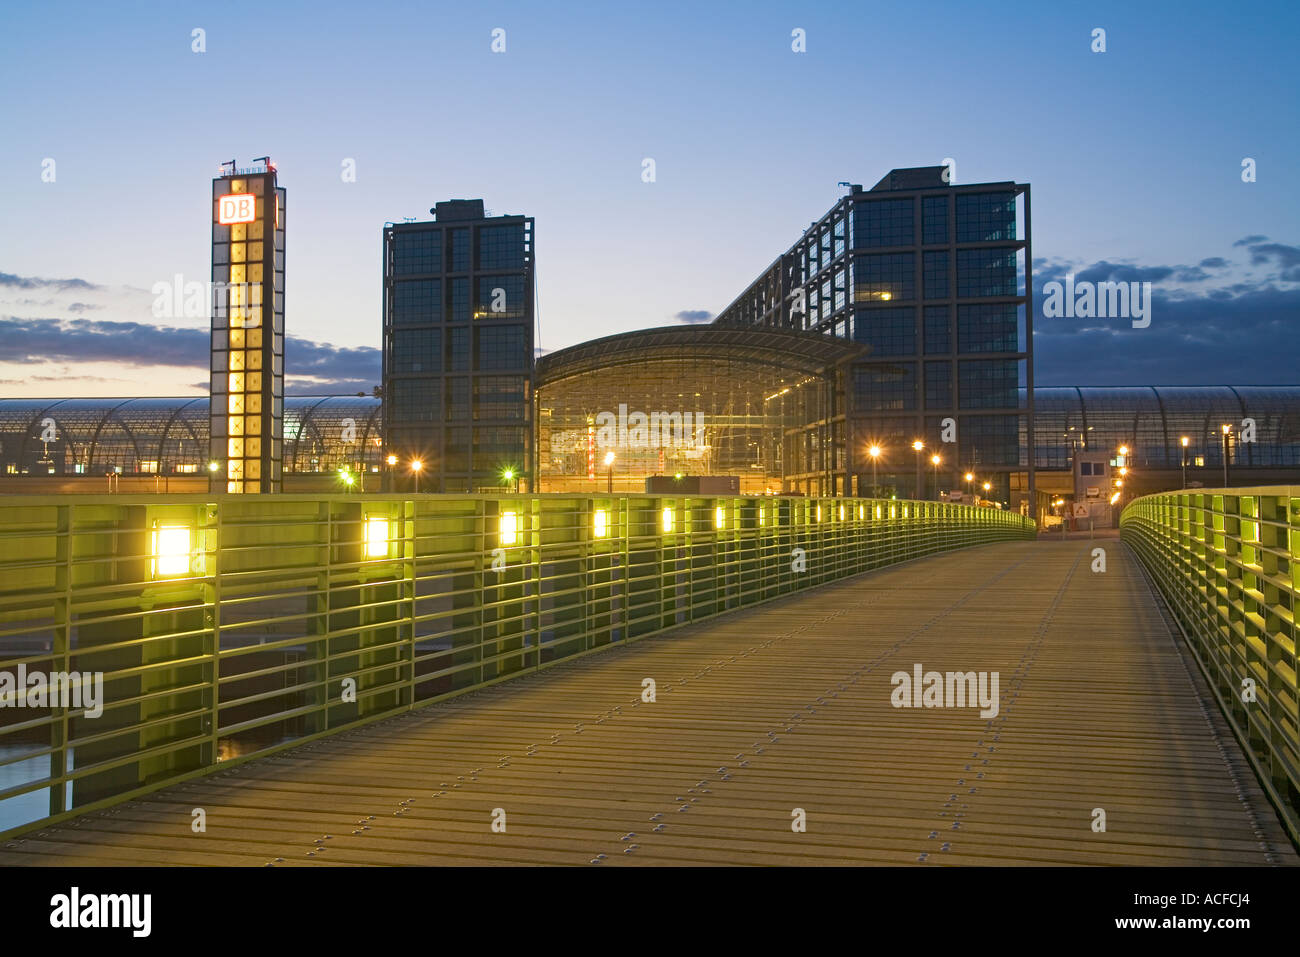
[152,524,192,578]
[228,438,244,458]
[715,506,725,529]
[228,372,245,393]
[365,516,390,558]
[500,510,518,546]
[662,507,674,533]
[593,509,609,539]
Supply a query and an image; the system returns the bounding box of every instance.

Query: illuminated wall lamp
[365,516,390,558]
[500,511,519,547]
[151,523,193,578]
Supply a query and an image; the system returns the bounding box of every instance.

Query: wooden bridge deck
[3,539,1294,866]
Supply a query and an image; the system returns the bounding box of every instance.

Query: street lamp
[930,453,941,500]
[502,467,518,493]
[1180,436,1189,489]
[411,458,423,494]
[912,439,924,500]
[868,444,882,496]
[603,451,615,494]
[1220,424,1231,487]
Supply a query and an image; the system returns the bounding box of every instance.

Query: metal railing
[0,492,1033,837]
[1122,487,1300,844]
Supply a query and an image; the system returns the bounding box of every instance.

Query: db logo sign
[217,194,256,225]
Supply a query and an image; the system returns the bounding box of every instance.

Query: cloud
[0,317,380,392]
[1242,241,1300,280]
[0,272,101,292]
[1232,235,1269,247]
[674,309,714,324]
[1033,244,1300,385]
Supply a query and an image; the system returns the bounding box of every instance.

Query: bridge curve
[4,538,1292,866]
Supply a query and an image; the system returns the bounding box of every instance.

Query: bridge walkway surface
[2,539,1295,866]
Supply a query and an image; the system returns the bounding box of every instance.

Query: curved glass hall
[0,397,383,476]
[1028,386,1300,470]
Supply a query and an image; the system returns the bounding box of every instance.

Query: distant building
[209,159,285,493]
[714,168,1033,503]
[382,200,534,492]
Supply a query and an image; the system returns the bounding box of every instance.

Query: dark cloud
[1242,241,1300,280]
[1232,235,1269,246]
[1199,257,1228,269]
[1072,261,1176,284]
[674,309,714,324]
[0,317,380,390]
[0,272,100,292]
[1034,279,1300,385]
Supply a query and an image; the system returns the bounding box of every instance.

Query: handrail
[0,492,1033,838]
[1121,486,1300,845]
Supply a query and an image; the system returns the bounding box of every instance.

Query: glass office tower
[209,158,285,493]
[383,200,534,492]
[714,167,1033,505]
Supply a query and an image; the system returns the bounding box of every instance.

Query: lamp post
[1179,436,1188,489]
[411,458,423,494]
[868,445,881,496]
[982,481,991,504]
[1220,424,1231,488]
[930,453,941,501]
[603,451,615,494]
[912,439,924,500]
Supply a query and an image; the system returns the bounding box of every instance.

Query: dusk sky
[1,0,1296,395]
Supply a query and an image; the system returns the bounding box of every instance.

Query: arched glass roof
[1029,386,1300,469]
[0,397,382,476]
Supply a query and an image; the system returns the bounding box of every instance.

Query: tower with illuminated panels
[209,158,285,493]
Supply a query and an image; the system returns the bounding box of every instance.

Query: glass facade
[1028,387,1300,471]
[382,201,534,491]
[712,170,1031,499]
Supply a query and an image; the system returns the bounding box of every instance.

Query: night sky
[1,0,1296,394]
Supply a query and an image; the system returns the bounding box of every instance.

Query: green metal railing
[0,492,1033,837]
[1122,487,1300,844]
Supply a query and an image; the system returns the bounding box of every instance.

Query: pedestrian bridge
[0,490,1295,865]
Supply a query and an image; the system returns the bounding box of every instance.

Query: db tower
[209,158,285,493]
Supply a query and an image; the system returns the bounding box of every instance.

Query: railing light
[594,508,609,539]
[715,506,725,529]
[365,516,389,558]
[500,510,518,546]
[152,524,192,578]
[662,506,674,533]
